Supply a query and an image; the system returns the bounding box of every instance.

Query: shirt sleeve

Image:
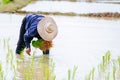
[24,32,33,48]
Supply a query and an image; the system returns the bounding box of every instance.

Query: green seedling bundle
[32,39,52,51]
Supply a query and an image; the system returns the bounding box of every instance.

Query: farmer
[15,14,58,56]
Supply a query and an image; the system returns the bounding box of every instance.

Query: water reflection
[16,55,55,80]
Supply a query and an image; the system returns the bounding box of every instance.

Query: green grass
[1,0,14,4]
[0,0,35,12]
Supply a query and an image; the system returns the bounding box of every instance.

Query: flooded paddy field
[21,1,120,14]
[0,13,120,80]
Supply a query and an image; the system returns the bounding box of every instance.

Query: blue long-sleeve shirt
[24,14,44,48]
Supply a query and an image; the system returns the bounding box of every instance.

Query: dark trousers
[16,17,26,54]
[16,17,49,55]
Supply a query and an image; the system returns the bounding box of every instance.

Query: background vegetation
[0,0,35,12]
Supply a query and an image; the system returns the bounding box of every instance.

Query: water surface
[0,13,120,80]
[21,1,120,14]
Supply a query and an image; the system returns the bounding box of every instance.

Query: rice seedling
[103,55,105,67]
[91,68,95,80]
[3,38,6,49]
[98,51,111,74]
[50,60,56,80]
[85,67,95,80]
[12,65,17,80]
[98,63,104,74]
[103,51,111,67]
[0,38,17,80]
[68,69,71,80]
[112,60,116,80]
[49,58,55,73]
[0,62,4,80]
[117,56,120,69]
[16,53,56,80]
[45,68,51,80]
[3,37,10,49]
[88,51,120,80]
[98,58,106,74]
[105,72,110,80]
[113,66,116,80]
[42,58,56,80]
[5,39,15,70]
[67,66,78,80]
[23,67,33,80]
[72,66,78,80]
[106,51,111,64]
[16,57,34,80]
[2,38,120,80]
[85,72,91,80]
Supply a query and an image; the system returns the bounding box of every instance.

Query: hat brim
[37,17,58,41]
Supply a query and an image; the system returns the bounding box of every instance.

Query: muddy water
[0,13,120,80]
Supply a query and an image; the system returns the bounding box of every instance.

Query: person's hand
[26,48,31,56]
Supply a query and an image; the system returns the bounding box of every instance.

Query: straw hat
[37,17,58,41]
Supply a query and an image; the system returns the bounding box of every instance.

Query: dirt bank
[0,0,36,12]
[2,10,120,20]
[0,0,120,20]
[84,12,120,18]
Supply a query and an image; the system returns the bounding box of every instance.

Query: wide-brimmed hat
[37,17,58,41]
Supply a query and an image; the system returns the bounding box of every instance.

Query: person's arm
[24,34,33,48]
[24,32,33,55]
